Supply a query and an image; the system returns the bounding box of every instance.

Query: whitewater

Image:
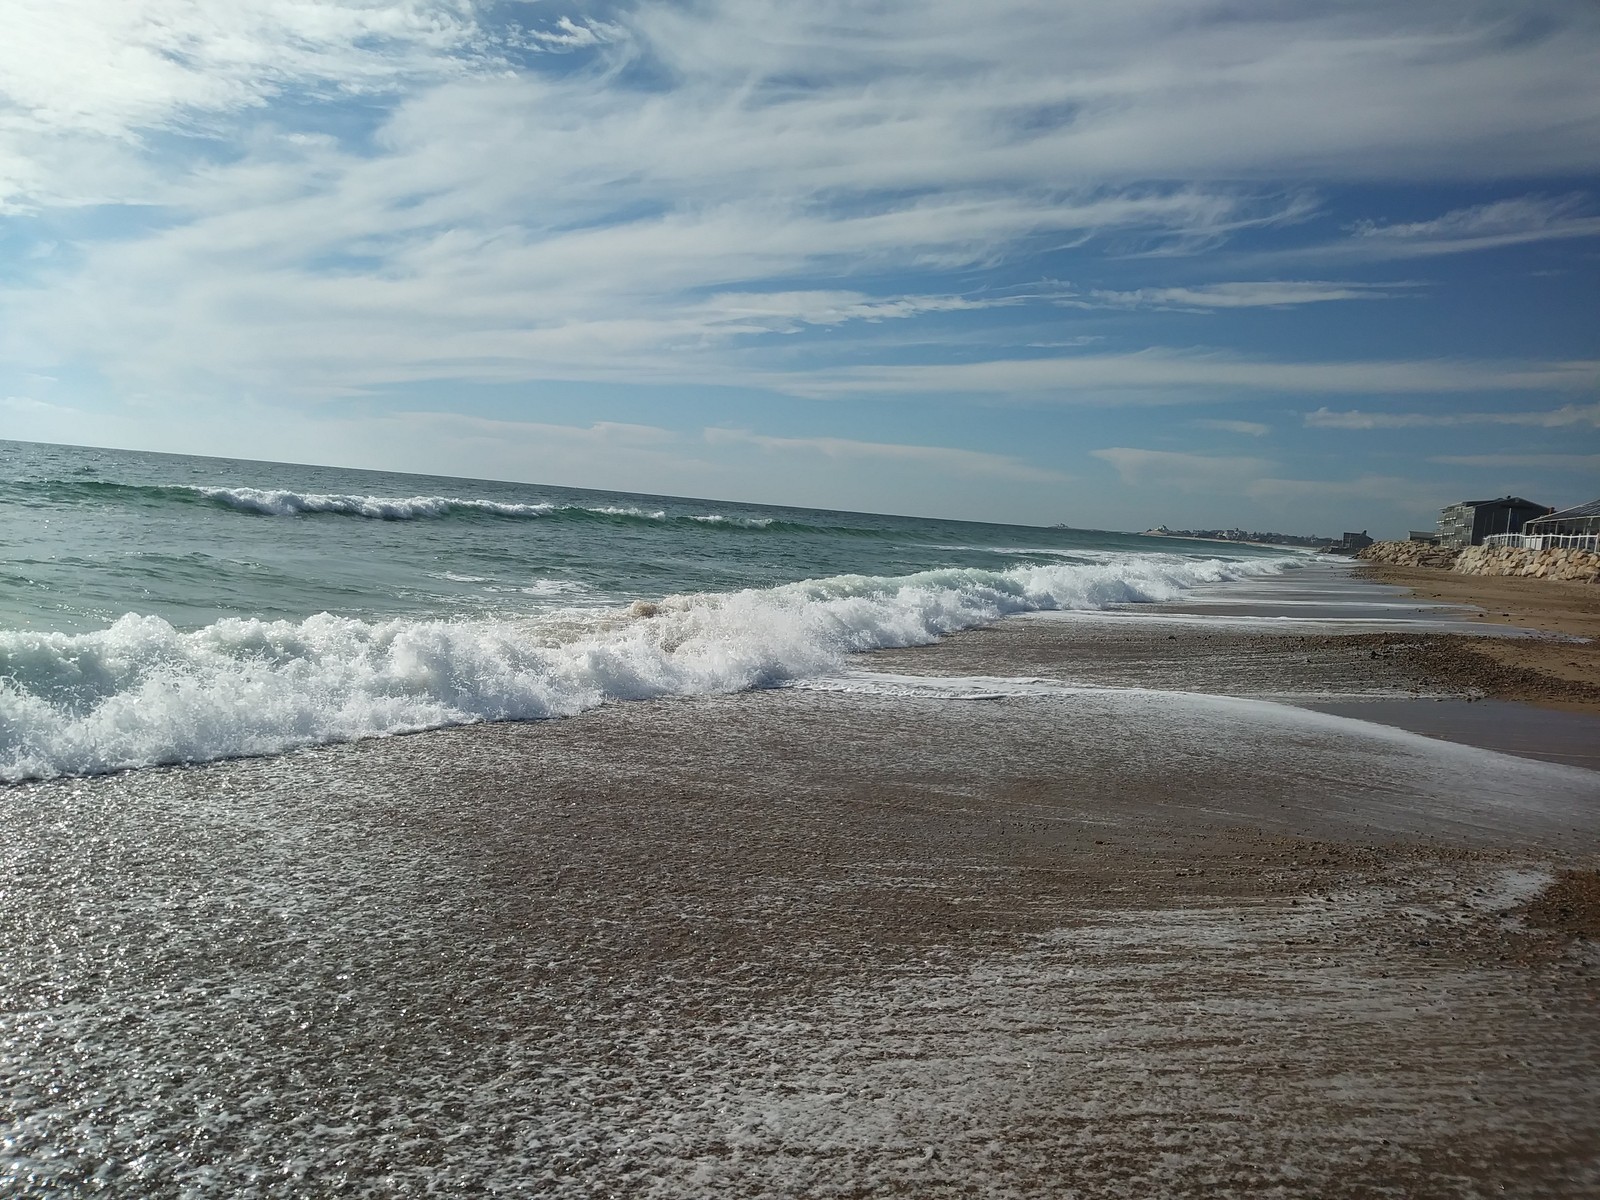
[0,441,1303,780]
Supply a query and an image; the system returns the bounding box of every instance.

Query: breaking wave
[191,487,678,522]
[196,487,565,519]
[14,480,860,533]
[0,554,1294,780]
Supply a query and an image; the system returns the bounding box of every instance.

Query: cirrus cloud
[1305,402,1600,429]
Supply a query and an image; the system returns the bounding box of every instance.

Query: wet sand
[1356,561,1600,712]
[1354,562,1600,640]
[2,564,1598,1196]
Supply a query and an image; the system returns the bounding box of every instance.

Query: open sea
[0,439,1301,782]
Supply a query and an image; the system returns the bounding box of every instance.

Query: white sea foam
[0,553,1293,780]
[190,487,678,522]
[193,486,559,519]
[927,543,1101,559]
[516,579,594,597]
[589,505,667,520]
[789,672,1068,699]
[184,488,812,528]
[688,514,775,528]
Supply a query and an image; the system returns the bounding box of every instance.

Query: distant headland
[1139,525,1332,549]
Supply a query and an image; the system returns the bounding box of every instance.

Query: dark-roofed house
[1436,496,1549,548]
[1524,498,1600,542]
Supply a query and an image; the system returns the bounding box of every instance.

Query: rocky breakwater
[1453,542,1600,583]
[1357,540,1461,569]
[1360,541,1600,583]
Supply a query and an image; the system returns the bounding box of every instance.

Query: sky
[1,0,1597,536]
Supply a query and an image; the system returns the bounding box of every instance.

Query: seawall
[1359,540,1600,583]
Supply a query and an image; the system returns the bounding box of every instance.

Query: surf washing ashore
[0,441,1298,781]
[3,440,1598,1196]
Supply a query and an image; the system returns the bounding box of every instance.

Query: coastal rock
[1356,541,1460,570]
[1359,541,1600,583]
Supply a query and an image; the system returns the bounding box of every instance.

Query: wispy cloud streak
[784,355,1598,401]
[1347,196,1600,258]
[1306,402,1600,429]
[1075,282,1411,310]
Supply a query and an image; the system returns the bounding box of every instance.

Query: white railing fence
[1481,532,1600,551]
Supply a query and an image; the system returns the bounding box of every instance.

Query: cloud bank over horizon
[1,0,1596,535]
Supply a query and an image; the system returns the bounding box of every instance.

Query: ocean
[8,439,1600,1197]
[0,438,1299,781]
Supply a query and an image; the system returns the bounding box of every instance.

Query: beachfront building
[1525,498,1600,539]
[1326,530,1374,554]
[1436,496,1549,548]
[1517,498,1600,550]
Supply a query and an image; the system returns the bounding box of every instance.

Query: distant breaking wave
[12,479,855,533]
[195,486,621,521]
[0,554,1295,780]
[195,488,821,530]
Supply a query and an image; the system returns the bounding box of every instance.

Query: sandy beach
[2,562,1597,1196]
[1354,562,1600,713]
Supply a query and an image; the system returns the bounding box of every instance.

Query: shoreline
[1353,560,1600,638]
[1351,561,1600,714]
[2,563,1597,1195]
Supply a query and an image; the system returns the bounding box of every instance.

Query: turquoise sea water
[0,439,1300,779]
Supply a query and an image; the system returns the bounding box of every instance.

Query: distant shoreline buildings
[1140,525,1333,549]
[1138,493,1600,556]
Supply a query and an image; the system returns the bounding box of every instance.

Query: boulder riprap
[1359,541,1600,583]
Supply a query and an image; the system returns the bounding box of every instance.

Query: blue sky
[1,0,1596,536]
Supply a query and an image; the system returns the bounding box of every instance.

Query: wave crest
[13,479,912,536]
[193,487,622,521]
[0,554,1293,780]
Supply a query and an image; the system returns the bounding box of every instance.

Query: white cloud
[0,1,497,210]
[1346,195,1600,257]
[523,16,624,52]
[1305,402,1600,429]
[1,0,1598,439]
[0,1,487,136]
[5,176,1303,397]
[782,353,1597,402]
[690,290,1016,333]
[1253,194,1600,266]
[1192,418,1270,436]
[704,427,1068,484]
[1244,473,1452,511]
[629,0,1600,182]
[1080,281,1409,310]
